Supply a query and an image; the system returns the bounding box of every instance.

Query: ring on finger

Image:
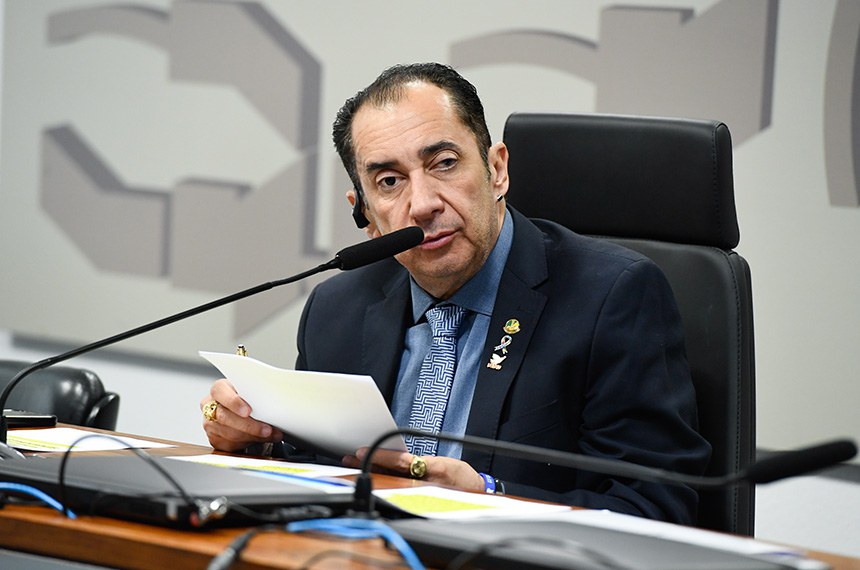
[409,455,427,479]
[202,400,219,422]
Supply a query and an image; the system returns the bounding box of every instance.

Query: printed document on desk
[200,351,407,457]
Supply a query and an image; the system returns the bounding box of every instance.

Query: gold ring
[202,400,219,422]
[409,455,427,479]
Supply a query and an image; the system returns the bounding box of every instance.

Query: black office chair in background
[503,113,755,535]
[0,360,120,430]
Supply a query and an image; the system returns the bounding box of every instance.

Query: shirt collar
[410,208,514,322]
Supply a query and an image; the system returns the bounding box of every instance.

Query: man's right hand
[200,378,284,452]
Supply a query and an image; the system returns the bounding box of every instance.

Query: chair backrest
[503,112,755,535]
[0,360,120,430]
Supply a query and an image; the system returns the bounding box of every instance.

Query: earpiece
[352,188,370,228]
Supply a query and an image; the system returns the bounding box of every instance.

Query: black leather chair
[0,360,120,430]
[503,113,755,535]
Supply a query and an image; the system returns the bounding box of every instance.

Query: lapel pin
[487,353,507,370]
[487,318,522,370]
[494,335,512,354]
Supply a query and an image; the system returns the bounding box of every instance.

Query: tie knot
[426,304,466,338]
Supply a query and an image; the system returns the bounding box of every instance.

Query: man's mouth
[420,230,455,250]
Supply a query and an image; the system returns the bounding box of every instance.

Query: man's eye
[436,157,457,169]
[380,176,398,188]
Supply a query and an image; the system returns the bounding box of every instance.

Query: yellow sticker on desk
[383,492,496,514]
[240,464,314,475]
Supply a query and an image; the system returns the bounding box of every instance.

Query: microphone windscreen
[336,226,424,270]
[745,439,857,484]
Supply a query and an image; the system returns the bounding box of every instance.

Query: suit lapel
[462,210,549,472]
[361,268,411,405]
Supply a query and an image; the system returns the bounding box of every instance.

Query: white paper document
[167,454,357,494]
[168,453,360,479]
[8,427,176,452]
[200,351,407,457]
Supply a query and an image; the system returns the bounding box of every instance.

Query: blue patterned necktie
[406,304,467,456]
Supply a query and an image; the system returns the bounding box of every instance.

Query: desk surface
[0,428,858,570]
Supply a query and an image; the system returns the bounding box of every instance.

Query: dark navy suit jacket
[295,207,711,524]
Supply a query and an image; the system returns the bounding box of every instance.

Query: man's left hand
[343,447,486,492]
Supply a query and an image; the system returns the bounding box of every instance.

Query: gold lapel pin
[487,318,522,370]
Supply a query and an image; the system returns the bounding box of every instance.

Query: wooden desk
[1,429,857,570]
[0,428,424,569]
[0,504,409,569]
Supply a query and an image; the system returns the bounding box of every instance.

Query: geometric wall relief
[825,0,860,207]
[452,0,779,145]
[43,1,325,336]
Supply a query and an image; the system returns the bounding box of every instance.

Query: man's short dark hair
[332,62,493,196]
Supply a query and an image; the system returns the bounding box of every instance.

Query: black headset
[352,187,370,228]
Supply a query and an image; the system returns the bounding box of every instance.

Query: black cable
[58,434,201,522]
[205,507,340,569]
[58,434,338,527]
[207,524,280,570]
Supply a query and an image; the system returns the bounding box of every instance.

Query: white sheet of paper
[200,351,407,457]
[167,454,357,494]
[168,453,359,479]
[8,427,176,452]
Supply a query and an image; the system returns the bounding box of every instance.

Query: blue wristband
[478,472,496,494]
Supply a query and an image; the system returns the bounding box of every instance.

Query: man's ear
[346,189,377,236]
[488,142,510,197]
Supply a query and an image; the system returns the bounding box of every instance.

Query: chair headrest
[503,113,740,249]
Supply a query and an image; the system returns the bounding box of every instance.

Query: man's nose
[409,174,445,220]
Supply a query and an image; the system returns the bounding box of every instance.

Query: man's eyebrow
[420,140,462,158]
[364,159,396,175]
[363,140,462,176]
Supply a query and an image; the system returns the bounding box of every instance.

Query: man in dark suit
[202,63,710,524]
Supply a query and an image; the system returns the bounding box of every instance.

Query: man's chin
[407,264,479,297]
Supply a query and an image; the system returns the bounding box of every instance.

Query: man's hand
[200,379,283,452]
[343,447,485,492]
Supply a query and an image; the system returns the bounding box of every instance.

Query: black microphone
[337,226,424,270]
[742,439,858,484]
[353,427,857,516]
[0,227,424,445]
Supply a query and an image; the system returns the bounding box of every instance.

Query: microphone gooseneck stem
[355,428,857,516]
[0,260,338,444]
[354,427,738,516]
[0,225,425,445]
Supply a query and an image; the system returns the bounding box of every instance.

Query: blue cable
[239,469,353,489]
[0,482,77,519]
[287,517,425,570]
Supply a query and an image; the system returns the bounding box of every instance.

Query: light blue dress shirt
[390,210,514,458]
